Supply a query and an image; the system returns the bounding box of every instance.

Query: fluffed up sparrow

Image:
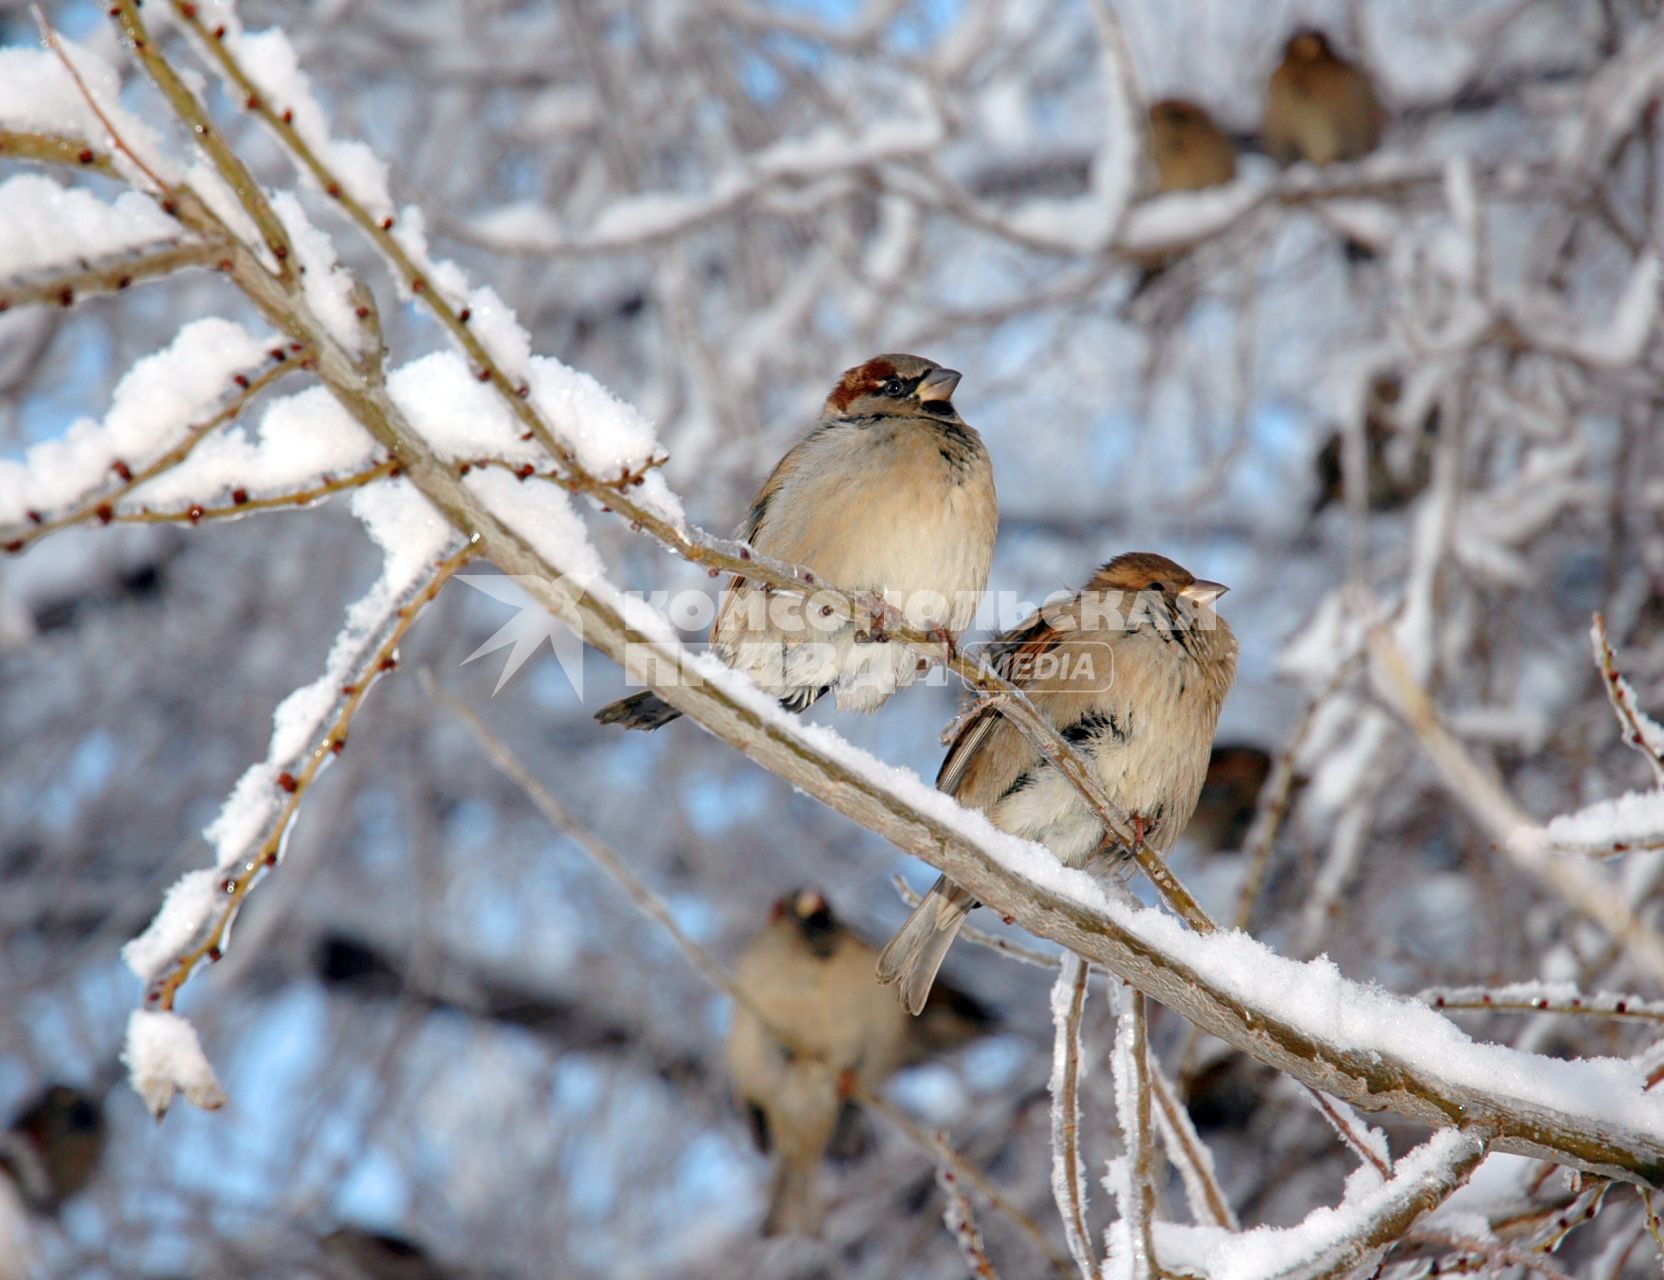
[1186,743,1272,855]
[726,888,995,1236]
[1311,373,1438,516]
[596,355,998,730]
[1263,28,1385,169]
[877,553,1238,1014]
[1147,98,1238,194]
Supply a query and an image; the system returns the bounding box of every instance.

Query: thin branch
[1050,954,1094,1280]
[1425,985,1664,1025]
[1,359,293,553]
[143,545,474,1010]
[0,239,223,313]
[1108,987,1157,1280]
[1594,613,1664,786]
[936,1165,1002,1280]
[1148,1065,1237,1231]
[0,127,117,175]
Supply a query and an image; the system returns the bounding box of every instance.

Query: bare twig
[1593,614,1664,786]
[936,1165,1002,1280]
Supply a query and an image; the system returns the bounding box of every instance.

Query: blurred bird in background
[596,355,997,731]
[1148,98,1238,193]
[1310,373,1438,517]
[319,1226,452,1280]
[1186,744,1273,855]
[0,1083,105,1213]
[726,889,994,1236]
[1263,28,1385,169]
[878,553,1238,1014]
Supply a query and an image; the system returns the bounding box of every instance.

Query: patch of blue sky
[31,728,114,830]
[681,767,771,837]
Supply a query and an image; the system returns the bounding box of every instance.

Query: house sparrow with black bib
[1263,28,1385,169]
[726,889,994,1236]
[596,356,997,730]
[877,553,1237,1014]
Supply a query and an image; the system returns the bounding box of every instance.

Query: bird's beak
[917,367,962,402]
[795,890,827,918]
[1180,579,1228,605]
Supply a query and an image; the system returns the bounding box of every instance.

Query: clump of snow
[462,285,531,388]
[123,1010,227,1119]
[1546,789,1664,849]
[122,868,223,985]
[225,27,394,221]
[389,204,469,305]
[464,466,606,584]
[0,174,179,280]
[389,351,535,463]
[0,318,269,524]
[131,382,377,509]
[0,43,179,189]
[527,356,679,519]
[271,192,365,353]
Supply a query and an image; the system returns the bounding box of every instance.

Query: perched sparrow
[596,356,997,730]
[1147,98,1237,194]
[1263,28,1385,169]
[0,1084,105,1212]
[1185,743,1272,854]
[877,553,1237,1014]
[727,889,994,1236]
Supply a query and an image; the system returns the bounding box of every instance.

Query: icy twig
[106,459,397,528]
[1050,955,1094,1280]
[1303,1090,1392,1180]
[936,1166,1001,1280]
[1424,985,1664,1025]
[1148,1066,1236,1231]
[1593,614,1664,787]
[1,360,292,554]
[139,545,474,1012]
[1104,988,1156,1280]
[1397,1231,1574,1279]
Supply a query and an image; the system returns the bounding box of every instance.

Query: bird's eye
[1147,581,1167,593]
[879,377,903,396]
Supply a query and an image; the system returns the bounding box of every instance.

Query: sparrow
[726,889,994,1236]
[0,1084,105,1212]
[1310,373,1438,516]
[596,356,998,730]
[320,1226,450,1280]
[1263,28,1385,169]
[1186,743,1272,854]
[877,552,1237,1014]
[1147,98,1238,194]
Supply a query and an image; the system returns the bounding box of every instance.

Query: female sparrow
[727,889,994,1236]
[596,355,997,730]
[1263,28,1385,168]
[1147,98,1238,194]
[877,553,1237,1014]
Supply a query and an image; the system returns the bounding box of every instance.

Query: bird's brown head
[825,354,962,422]
[1285,27,1335,63]
[1089,552,1228,608]
[771,888,841,955]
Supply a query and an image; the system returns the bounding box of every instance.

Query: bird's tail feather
[593,690,681,730]
[761,1156,823,1237]
[875,875,976,1016]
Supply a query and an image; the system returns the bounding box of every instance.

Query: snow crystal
[0,174,178,280]
[123,1010,227,1118]
[1546,788,1664,848]
[122,868,222,985]
[0,318,268,524]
